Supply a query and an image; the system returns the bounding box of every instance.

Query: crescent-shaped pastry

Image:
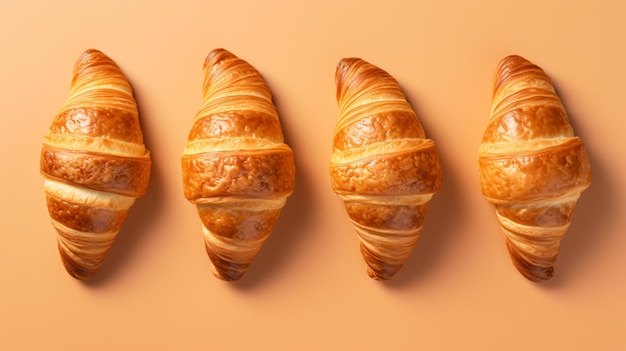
[181,49,295,281]
[329,57,442,280]
[478,55,591,281]
[40,49,151,280]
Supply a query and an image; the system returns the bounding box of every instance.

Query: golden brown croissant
[40,49,151,280]
[181,48,295,281]
[329,58,442,280]
[478,55,591,282]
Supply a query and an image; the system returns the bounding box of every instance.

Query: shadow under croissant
[81,97,164,286]
[80,157,164,286]
[380,150,465,288]
[223,106,315,288]
[538,140,615,288]
[226,160,315,289]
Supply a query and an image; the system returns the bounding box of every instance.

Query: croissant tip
[518,265,555,282]
[77,48,109,62]
[58,249,101,280]
[206,48,237,65]
[205,245,249,281]
[495,55,529,73]
[359,245,404,280]
[72,48,118,78]
[337,57,362,66]
[366,268,395,281]
[335,56,355,69]
[83,48,105,55]
[66,269,98,281]
[208,47,230,56]
[517,258,555,282]
[505,241,556,282]
[212,269,246,281]
[335,57,374,96]
[211,265,248,281]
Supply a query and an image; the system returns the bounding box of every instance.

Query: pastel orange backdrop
[1,0,624,350]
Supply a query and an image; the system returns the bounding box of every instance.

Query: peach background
[1,0,625,349]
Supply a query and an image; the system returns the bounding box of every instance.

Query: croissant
[329,58,442,280]
[40,49,151,280]
[478,55,591,282]
[181,48,295,281]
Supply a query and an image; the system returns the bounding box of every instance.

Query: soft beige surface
[1,0,624,349]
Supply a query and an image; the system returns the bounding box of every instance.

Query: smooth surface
[1,1,624,349]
